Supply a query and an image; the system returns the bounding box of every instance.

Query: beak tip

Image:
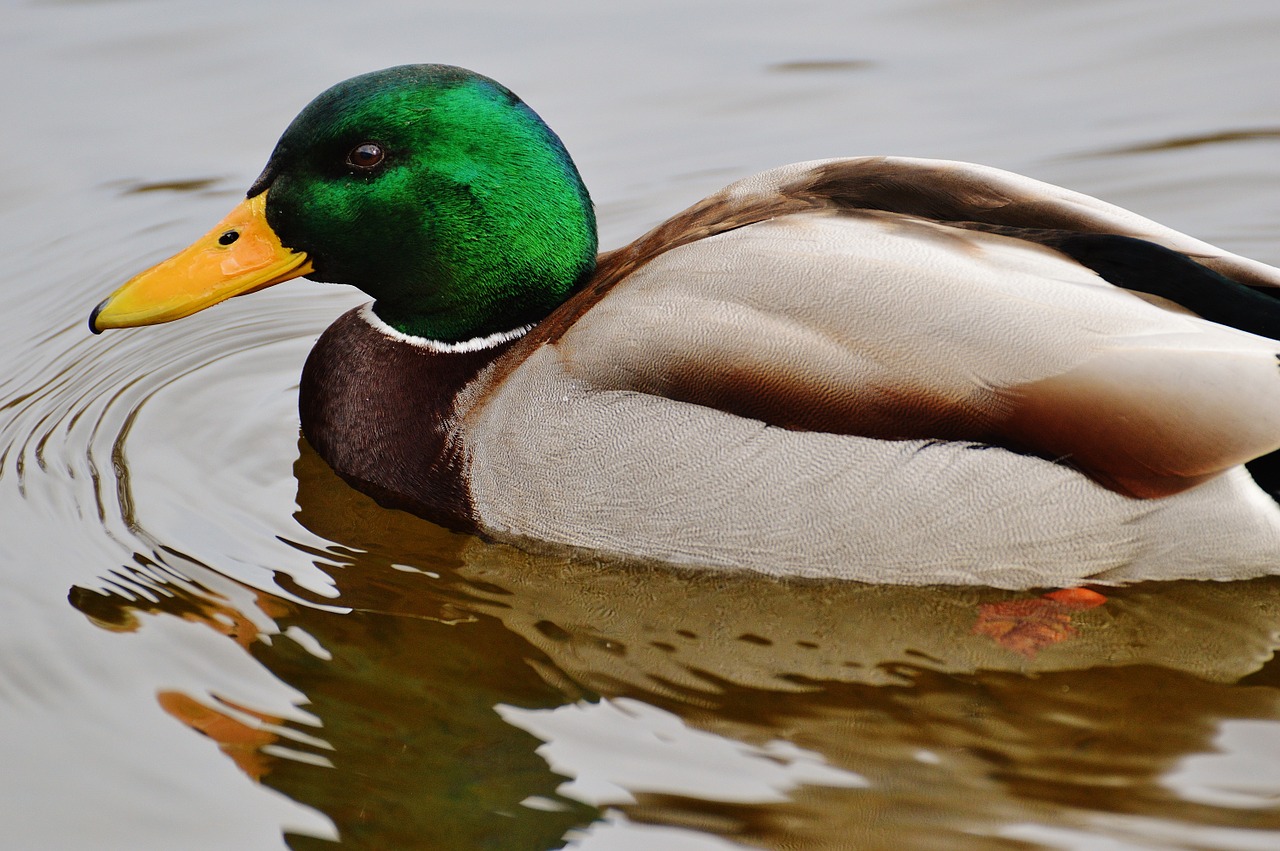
[89,298,108,335]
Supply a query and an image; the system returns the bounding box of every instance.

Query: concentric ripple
[0,200,362,603]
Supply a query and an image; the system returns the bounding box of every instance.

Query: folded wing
[554,159,1280,497]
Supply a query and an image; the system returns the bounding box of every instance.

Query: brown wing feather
[1005,348,1280,497]
[791,158,1280,288]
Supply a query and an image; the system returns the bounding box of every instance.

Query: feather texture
[451,160,1280,584]
[303,157,1280,586]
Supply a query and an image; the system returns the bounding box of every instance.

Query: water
[5,0,1280,848]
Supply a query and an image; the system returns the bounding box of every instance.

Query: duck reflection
[71,533,598,849]
[71,440,1280,849]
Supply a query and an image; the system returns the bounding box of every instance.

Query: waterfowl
[91,64,1280,587]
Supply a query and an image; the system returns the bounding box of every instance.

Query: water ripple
[1073,127,1280,158]
[0,230,359,600]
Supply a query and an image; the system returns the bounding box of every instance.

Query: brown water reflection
[73,521,597,847]
[69,442,1280,849]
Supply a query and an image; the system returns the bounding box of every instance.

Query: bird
[90,64,1280,588]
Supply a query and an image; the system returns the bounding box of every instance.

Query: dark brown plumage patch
[658,363,965,439]
[999,371,1222,498]
[796,158,1014,220]
[300,309,523,530]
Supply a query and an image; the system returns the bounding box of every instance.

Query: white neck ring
[359,303,533,353]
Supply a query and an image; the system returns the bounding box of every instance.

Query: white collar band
[360,303,534,353]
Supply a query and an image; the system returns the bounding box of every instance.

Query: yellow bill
[90,191,313,333]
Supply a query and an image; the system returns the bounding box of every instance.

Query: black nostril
[218,230,239,246]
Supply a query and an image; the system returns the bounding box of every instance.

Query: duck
[90,64,1280,588]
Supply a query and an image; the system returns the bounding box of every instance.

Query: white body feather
[460,187,1280,587]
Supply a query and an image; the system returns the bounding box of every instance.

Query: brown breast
[299,307,522,531]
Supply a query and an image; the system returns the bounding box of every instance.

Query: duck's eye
[347,143,386,171]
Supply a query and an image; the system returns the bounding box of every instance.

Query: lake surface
[5,0,1280,848]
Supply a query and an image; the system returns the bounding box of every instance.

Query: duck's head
[90,65,598,342]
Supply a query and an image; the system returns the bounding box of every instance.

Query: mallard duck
[90,64,1280,587]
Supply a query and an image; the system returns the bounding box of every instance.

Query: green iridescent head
[89,65,596,341]
[252,64,597,341]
